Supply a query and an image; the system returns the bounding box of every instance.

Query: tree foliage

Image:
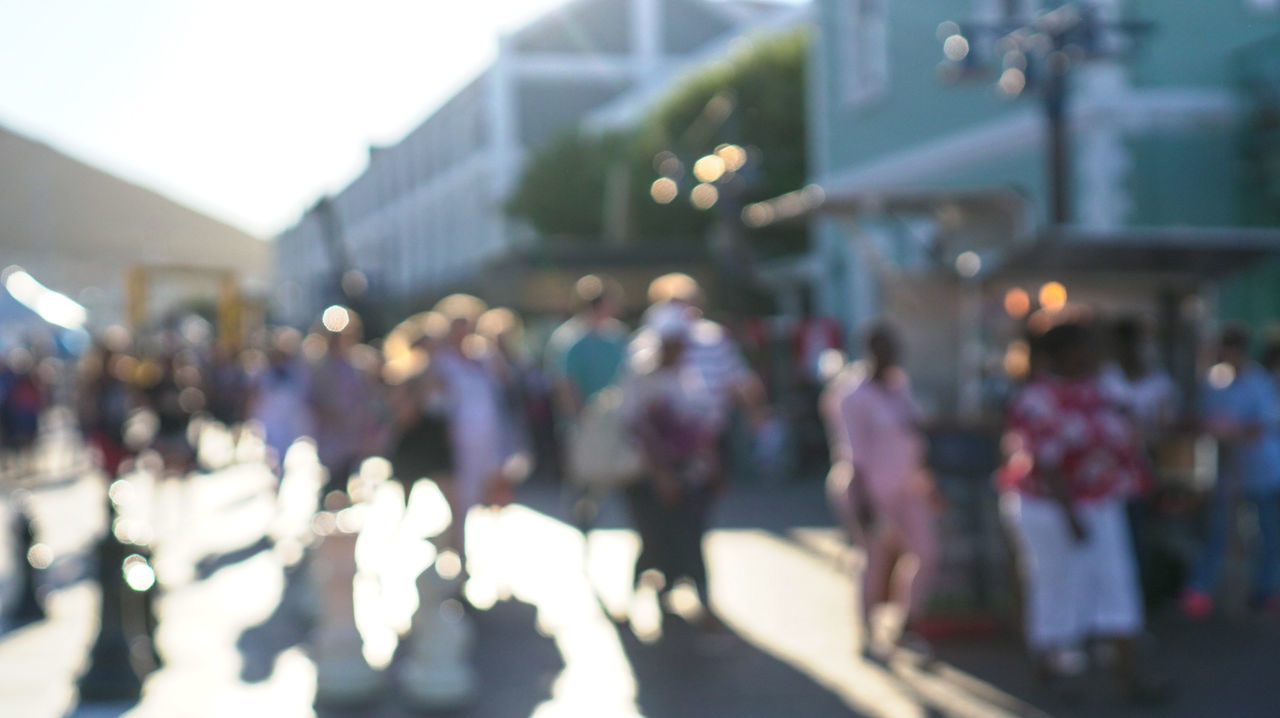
[506,28,809,255]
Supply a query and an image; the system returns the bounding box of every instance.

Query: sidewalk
[2,459,1277,717]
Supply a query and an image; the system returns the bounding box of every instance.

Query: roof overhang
[742,184,1030,230]
[990,227,1280,280]
[746,184,1280,282]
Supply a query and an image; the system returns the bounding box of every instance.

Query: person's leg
[1186,484,1232,612]
[1085,499,1167,701]
[1250,492,1280,603]
[860,517,900,632]
[1006,494,1084,672]
[681,485,714,610]
[893,495,939,633]
[624,482,662,590]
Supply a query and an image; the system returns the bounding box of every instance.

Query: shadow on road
[194,536,274,582]
[237,562,313,684]
[314,598,563,718]
[929,612,1280,717]
[612,613,861,718]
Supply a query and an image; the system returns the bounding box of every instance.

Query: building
[273,0,807,328]
[755,0,1280,417]
[0,124,269,341]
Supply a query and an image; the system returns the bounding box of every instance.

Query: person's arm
[1203,382,1260,442]
[717,335,767,430]
[1044,464,1087,542]
[1026,397,1086,541]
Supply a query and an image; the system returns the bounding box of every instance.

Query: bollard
[77,498,144,703]
[9,503,46,627]
[396,556,477,710]
[310,513,382,708]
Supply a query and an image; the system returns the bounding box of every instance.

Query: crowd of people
[62,273,767,634]
[8,271,1280,708]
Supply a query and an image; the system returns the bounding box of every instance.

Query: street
[1,428,1277,718]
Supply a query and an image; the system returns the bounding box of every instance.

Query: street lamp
[937,3,1151,227]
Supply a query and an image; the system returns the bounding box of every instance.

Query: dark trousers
[624,480,713,605]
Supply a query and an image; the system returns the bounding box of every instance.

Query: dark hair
[1220,323,1251,352]
[1263,338,1280,372]
[1041,321,1092,364]
[1112,316,1142,347]
[864,321,896,351]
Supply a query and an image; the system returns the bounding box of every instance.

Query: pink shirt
[839,374,926,504]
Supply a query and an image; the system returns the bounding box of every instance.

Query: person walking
[547,275,629,420]
[431,295,515,562]
[308,309,375,500]
[833,323,940,659]
[547,275,630,527]
[621,306,723,632]
[249,328,313,476]
[78,341,138,480]
[1181,324,1280,618]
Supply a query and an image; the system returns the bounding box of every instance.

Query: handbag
[567,386,644,491]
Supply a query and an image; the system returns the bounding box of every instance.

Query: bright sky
[0,0,573,238]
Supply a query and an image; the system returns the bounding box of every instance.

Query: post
[1045,48,1071,227]
[8,503,45,627]
[77,498,144,703]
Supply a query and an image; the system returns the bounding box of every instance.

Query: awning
[990,227,1280,279]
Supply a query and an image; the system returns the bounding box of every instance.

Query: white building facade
[274,0,806,327]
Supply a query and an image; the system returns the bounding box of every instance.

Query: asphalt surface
[1,424,1277,717]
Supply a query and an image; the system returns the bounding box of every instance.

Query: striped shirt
[628,318,749,430]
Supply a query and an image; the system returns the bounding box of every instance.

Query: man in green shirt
[547,274,628,418]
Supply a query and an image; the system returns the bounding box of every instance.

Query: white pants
[1002,493,1143,651]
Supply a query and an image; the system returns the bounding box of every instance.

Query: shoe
[1121,675,1172,706]
[861,641,891,665]
[1257,593,1280,618]
[895,630,937,667]
[1180,589,1213,619]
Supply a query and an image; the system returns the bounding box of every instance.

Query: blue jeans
[1190,486,1280,598]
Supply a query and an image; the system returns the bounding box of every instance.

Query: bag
[567,386,644,491]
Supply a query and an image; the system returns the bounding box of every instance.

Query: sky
[0,0,575,237]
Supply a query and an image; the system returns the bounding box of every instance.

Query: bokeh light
[690,183,719,210]
[1208,362,1236,389]
[1004,287,1031,318]
[999,67,1026,96]
[27,543,53,570]
[955,251,981,278]
[1038,281,1068,312]
[123,554,156,592]
[649,177,678,204]
[692,155,726,183]
[1004,340,1031,380]
[714,143,748,172]
[322,305,351,332]
[944,34,971,62]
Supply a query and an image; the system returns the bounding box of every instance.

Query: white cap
[646,302,691,340]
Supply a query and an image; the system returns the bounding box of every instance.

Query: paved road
[1,428,1277,717]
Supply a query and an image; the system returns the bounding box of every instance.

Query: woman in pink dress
[834,323,940,658]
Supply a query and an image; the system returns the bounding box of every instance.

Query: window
[836,0,889,107]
